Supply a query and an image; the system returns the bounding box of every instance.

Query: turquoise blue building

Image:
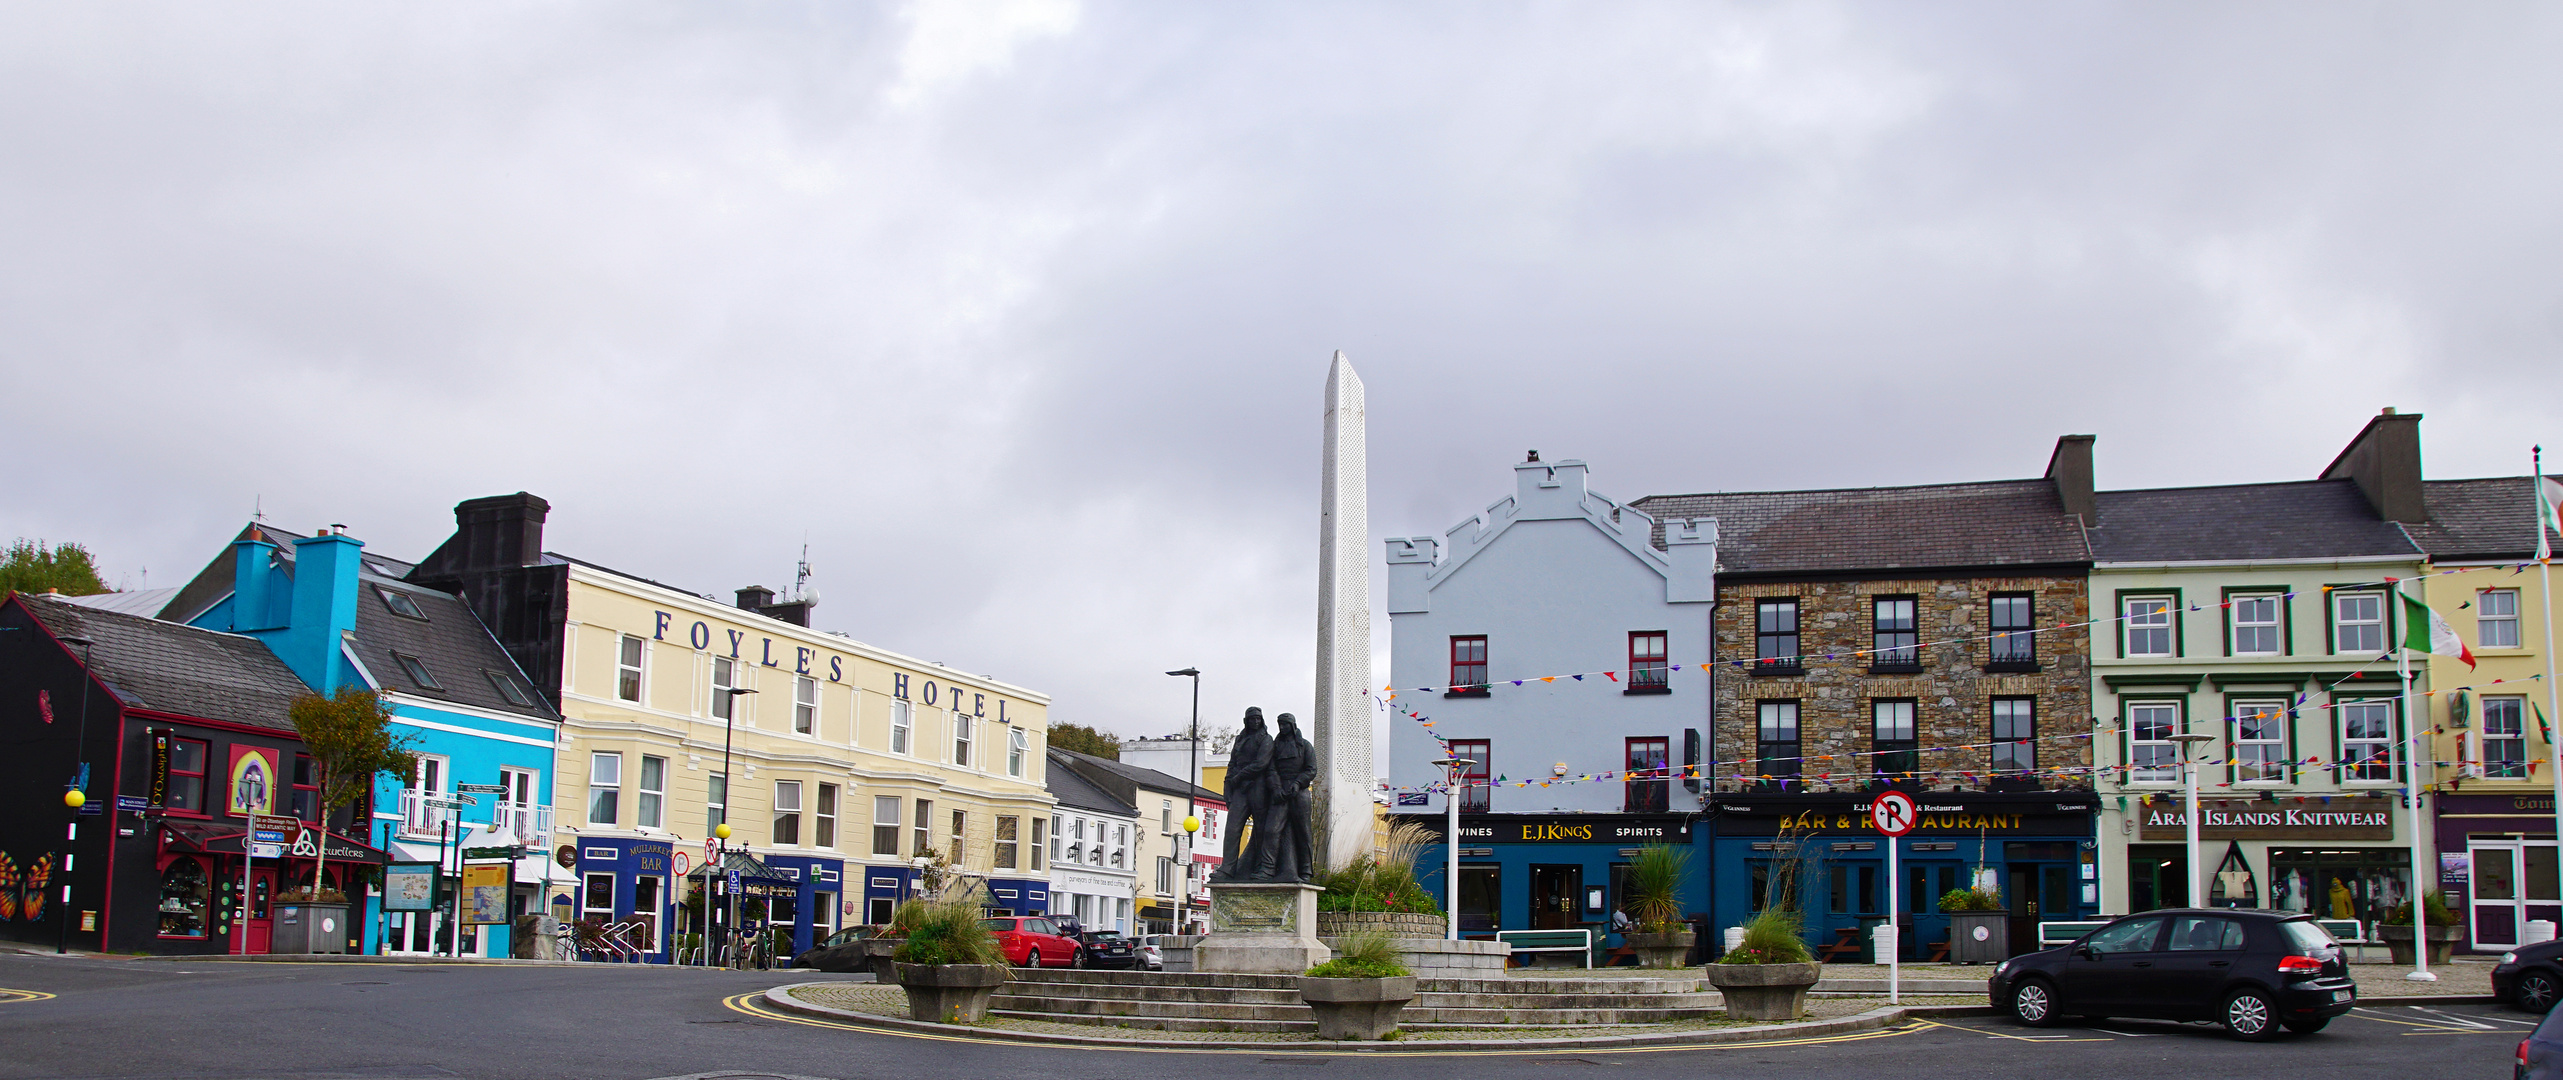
[165,523,563,957]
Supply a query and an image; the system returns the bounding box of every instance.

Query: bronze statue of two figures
[1212,708,1320,884]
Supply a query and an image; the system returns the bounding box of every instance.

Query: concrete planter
[1703,961,1821,1021]
[893,963,1010,1024]
[1315,910,1447,939]
[1947,911,2009,964]
[1299,975,1418,1040]
[1621,931,1695,968]
[2380,923,2462,967]
[863,938,905,979]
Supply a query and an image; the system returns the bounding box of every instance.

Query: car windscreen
[981,919,1014,932]
[2279,919,2336,954]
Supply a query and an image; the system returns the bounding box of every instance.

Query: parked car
[1988,908,2356,1039]
[2495,937,2563,1013]
[2522,996,2563,1079]
[983,915,1082,968]
[792,926,872,973]
[1077,930,1138,969]
[1137,934,1165,971]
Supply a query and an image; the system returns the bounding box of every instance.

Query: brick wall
[1711,574,2092,792]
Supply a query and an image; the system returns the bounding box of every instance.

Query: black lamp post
[711,686,754,966]
[56,633,95,955]
[1164,668,1199,935]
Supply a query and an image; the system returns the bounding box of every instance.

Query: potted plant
[1299,930,1417,1040]
[1617,843,1696,967]
[1704,907,1821,1020]
[889,900,1011,1024]
[1315,822,1447,938]
[2379,890,2463,966]
[1941,884,2009,964]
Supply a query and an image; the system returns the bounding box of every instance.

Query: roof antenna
[790,543,816,604]
[253,495,266,524]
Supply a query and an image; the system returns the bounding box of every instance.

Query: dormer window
[376,587,427,620]
[392,652,441,690]
[485,670,532,707]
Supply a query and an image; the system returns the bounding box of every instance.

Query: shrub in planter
[1301,930,1417,1041]
[1619,844,1696,966]
[2380,891,2464,966]
[889,900,1010,1023]
[1706,908,1820,1020]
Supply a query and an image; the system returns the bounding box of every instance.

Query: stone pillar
[1314,350,1375,873]
[1194,881,1331,974]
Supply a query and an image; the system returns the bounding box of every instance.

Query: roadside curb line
[2358,994,2502,1006]
[755,984,1996,1053]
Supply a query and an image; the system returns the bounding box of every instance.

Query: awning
[713,851,800,896]
[163,820,387,865]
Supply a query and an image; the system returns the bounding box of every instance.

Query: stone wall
[1712,573,2091,792]
[1316,911,1447,938]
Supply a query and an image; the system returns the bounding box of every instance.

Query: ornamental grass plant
[1622,843,1690,932]
[1716,823,1819,965]
[1316,822,1442,915]
[1306,929,1411,979]
[888,900,1005,966]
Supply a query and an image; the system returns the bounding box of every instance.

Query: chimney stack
[448,493,550,572]
[2046,435,2098,526]
[2320,409,2427,524]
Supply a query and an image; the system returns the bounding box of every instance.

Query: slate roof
[1633,479,2091,576]
[2404,477,2563,560]
[1045,749,1140,817]
[2086,480,2423,564]
[16,593,310,731]
[1050,747,1219,803]
[61,588,179,617]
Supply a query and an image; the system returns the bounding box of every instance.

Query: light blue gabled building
[164,523,563,957]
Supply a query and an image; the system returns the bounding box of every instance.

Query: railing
[397,788,459,839]
[490,801,553,846]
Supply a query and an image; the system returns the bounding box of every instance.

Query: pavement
[0,950,2532,1079]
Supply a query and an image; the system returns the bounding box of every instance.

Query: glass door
[2473,844,2521,947]
[1530,865,1581,930]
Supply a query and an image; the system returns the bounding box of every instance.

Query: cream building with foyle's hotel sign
[408,494,1053,962]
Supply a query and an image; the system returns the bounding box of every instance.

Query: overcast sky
[7,2,2560,751]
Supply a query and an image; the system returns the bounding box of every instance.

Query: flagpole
[2400,582,2436,982]
[2536,446,2561,914]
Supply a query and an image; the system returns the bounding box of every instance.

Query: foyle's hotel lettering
[648,609,1018,722]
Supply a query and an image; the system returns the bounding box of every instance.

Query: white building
[1044,749,1139,932]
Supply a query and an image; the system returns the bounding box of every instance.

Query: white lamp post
[1431,755,1476,941]
[2167,732,2216,908]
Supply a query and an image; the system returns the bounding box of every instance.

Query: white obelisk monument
[1314,350,1375,872]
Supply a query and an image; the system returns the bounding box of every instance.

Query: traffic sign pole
[1871,790,1919,1006]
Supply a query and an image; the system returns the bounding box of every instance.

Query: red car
[982,916,1080,967]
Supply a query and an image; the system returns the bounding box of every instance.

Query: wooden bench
[2037,920,2111,948]
[1496,929,1593,968]
[1815,925,1865,962]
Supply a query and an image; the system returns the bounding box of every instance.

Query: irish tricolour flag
[2402,593,2476,669]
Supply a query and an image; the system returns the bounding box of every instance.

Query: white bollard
[1724,925,1746,954]
[2529,920,2558,945]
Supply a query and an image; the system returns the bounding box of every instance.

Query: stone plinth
[1320,935,1508,973]
[1195,882,1331,974]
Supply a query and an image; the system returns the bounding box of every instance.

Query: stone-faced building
[1632,436,2098,960]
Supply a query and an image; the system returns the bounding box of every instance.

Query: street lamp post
[1165,669,1199,936]
[713,686,754,966]
[56,634,95,955]
[2168,731,2216,909]
[1431,755,1477,942]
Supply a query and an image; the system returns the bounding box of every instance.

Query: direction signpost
[456,783,507,794]
[1870,791,1918,1005]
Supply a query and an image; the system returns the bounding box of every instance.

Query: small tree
[289,687,419,903]
[1,539,108,596]
[1047,722,1121,759]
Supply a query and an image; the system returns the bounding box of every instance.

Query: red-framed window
[1449,636,1487,690]
[1628,632,1668,689]
[1625,738,1670,812]
[291,754,321,823]
[1448,739,1491,813]
[167,738,209,815]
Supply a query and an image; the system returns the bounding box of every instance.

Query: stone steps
[988,967,1728,1031]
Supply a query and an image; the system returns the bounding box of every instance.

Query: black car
[1076,930,1138,969]
[1987,908,2356,1039]
[2494,937,2563,1013]
[792,927,872,973]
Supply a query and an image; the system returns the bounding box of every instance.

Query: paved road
[0,953,2530,1079]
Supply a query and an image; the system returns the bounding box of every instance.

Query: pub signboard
[1400,814,1693,845]
[1714,792,2099,837]
[2135,796,2395,841]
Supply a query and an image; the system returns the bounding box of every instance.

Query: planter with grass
[888,900,1010,1024]
[1704,908,1821,1020]
[1617,844,1696,967]
[1299,931,1417,1041]
[1940,886,2008,964]
[2380,891,2463,967]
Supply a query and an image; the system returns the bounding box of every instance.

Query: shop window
[2339,700,2396,783]
[1624,737,1669,812]
[2127,845,2188,911]
[1988,593,2037,669]
[873,796,902,856]
[889,700,912,755]
[2124,596,2174,657]
[167,738,208,814]
[1755,701,1799,783]
[2485,697,2529,778]
[2333,592,2385,655]
[2232,700,2288,783]
[773,781,803,846]
[815,783,838,848]
[1448,739,1491,813]
[2126,702,2180,783]
[1627,632,1668,690]
[583,873,616,922]
[712,658,738,720]
[1872,700,1917,782]
[616,635,645,702]
[2230,594,2283,655]
[588,752,621,825]
[291,754,320,822]
[1828,864,1879,915]
[794,676,817,735]
[2481,589,2522,648]
[637,755,666,829]
[2267,849,2409,927]
[157,858,209,937]
[996,816,1020,869]
[1871,597,1919,671]
[1457,865,1501,934]
[1754,600,1801,674]
[1449,635,1487,692]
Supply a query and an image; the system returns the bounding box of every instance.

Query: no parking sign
[1871,790,1917,1004]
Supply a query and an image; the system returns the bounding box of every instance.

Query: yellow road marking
[1908,1018,2109,1043]
[0,988,57,1004]
[721,992,1931,1057]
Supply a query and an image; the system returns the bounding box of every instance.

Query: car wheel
[2222,989,2279,1041]
[2010,979,2060,1027]
[2281,1016,2330,1034]
[1026,948,1041,968]
[2519,971,2562,1013]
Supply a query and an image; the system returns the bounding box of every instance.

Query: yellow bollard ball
[64,789,86,809]
[1182,815,1201,833]
[713,823,732,840]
